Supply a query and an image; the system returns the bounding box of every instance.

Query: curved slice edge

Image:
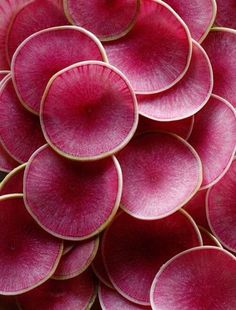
[198,225,222,248]
[199,0,217,43]
[0,163,26,194]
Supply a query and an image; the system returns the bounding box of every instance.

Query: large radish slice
[0,163,25,195]
[41,61,138,161]
[0,194,63,295]
[137,40,213,121]
[0,142,19,173]
[117,132,202,219]
[188,95,236,189]
[0,76,45,163]
[198,226,222,247]
[24,145,122,240]
[104,0,191,94]
[12,26,107,114]
[64,0,140,41]
[151,247,236,310]
[215,0,236,29]
[102,210,202,305]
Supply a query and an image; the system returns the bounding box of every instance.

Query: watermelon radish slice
[150,247,236,310]
[117,132,202,219]
[64,0,140,41]
[206,158,236,253]
[62,241,75,256]
[215,0,236,29]
[0,194,63,295]
[198,226,222,247]
[0,71,10,82]
[12,26,107,114]
[6,0,68,62]
[188,95,236,189]
[102,210,202,305]
[53,237,99,280]
[0,163,25,195]
[104,0,191,94]
[0,142,19,173]
[41,61,138,161]
[24,145,122,240]
[0,76,45,163]
[17,269,97,309]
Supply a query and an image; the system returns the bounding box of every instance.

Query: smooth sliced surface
[12,26,107,114]
[151,247,236,310]
[0,194,62,295]
[41,61,138,161]
[0,163,25,195]
[215,0,236,29]
[0,143,19,173]
[104,0,191,94]
[137,40,213,120]
[117,132,202,219]
[188,95,236,189]
[199,226,222,247]
[102,211,202,305]
[24,145,122,240]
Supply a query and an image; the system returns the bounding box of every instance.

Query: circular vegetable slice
[151,247,236,310]
[0,194,63,295]
[64,0,140,41]
[188,95,236,189]
[198,226,222,247]
[0,163,25,195]
[117,132,202,219]
[41,61,138,161]
[12,26,107,114]
[24,145,122,240]
[0,142,19,173]
[104,0,191,94]
[215,0,236,29]
[102,210,202,305]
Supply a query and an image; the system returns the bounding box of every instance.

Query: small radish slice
[0,76,45,163]
[117,132,202,219]
[215,0,236,29]
[188,95,236,189]
[151,247,236,310]
[62,241,74,256]
[0,194,63,295]
[0,142,19,173]
[102,210,202,305]
[104,0,191,94]
[198,226,222,247]
[0,71,10,82]
[12,26,107,114]
[41,61,138,161]
[64,0,140,41]
[206,158,236,253]
[0,163,25,195]
[24,145,122,240]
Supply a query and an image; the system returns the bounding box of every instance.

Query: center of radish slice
[40,61,138,160]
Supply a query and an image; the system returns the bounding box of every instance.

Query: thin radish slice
[24,145,122,240]
[12,26,107,114]
[64,0,140,41]
[41,61,138,161]
[215,0,236,29]
[206,158,236,253]
[62,241,75,256]
[17,269,97,310]
[0,71,10,82]
[0,163,25,195]
[137,40,213,121]
[0,143,19,173]
[117,132,202,219]
[150,247,236,310]
[188,95,236,189]
[104,0,191,94]
[102,210,202,305]
[7,0,68,62]
[0,77,45,163]
[198,226,222,247]
[0,194,63,295]
[202,28,236,108]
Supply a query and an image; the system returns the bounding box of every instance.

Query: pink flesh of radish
[151,247,236,310]
[0,142,19,173]
[104,0,191,94]
[102,210,202,305]
[0,163,25,195]
[215,0,236,29]
[198,226,222,247]
[40,61,138,160]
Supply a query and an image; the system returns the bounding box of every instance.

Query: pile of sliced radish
[0,0,235,309]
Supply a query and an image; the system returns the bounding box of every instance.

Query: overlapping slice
[0,143,19,173]
[151,247,236,310]
[117,132,202,219]
[41,61,138,161]
[188,95,236,189]
[0,70,10,82]
[24,145,122,240]
[198,226,222,247]
[62,241,74,256]
[0,194,63,295]
[215,0,236,29]
[104,0,191,94]
[0,163,25,195]
[12,26,107,114]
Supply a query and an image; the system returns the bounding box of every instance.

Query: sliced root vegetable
[0,163,25,195]
[62,241,75,256]
[41,61,138,161]
[0,194,63,295]
[198,226,222,247]
[117,132,202,219]
[188,95,236,189]
[215,0,236,29]
[137,40,213,121]
[0,70,10,82]
[24,145,122,240]
[0,77,45,163]
[12,26,107,114]
[104,0,191,94]
[64,0,140,41]
[151,247,236,310]
[0,142,19,173]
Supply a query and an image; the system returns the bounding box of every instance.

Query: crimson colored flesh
[0,163,25,195]
[215,0,236,29]
[0,143,19,173]
[198,226,222,247]
[0,71,10,82]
